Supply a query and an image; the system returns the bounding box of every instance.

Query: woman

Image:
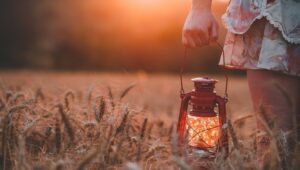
[182,0,300,168]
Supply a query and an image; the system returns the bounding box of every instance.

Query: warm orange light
[187,115,220,149]
[216,0,230,3]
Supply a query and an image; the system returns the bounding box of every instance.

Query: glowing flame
[187,115,220,148]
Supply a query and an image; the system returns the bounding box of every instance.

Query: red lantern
[177,77,228,156]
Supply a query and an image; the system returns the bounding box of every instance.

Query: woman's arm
[182,0,219,48]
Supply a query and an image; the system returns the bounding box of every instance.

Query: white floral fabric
[220,0,300,76]
[222,0,300,44]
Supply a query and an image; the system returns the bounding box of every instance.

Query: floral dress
[219,0,300,76]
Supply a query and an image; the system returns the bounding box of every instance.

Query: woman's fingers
[194,34,203,47]
[183,29,209,47]
[183,31,196,48]
[197,29,209,46]
[182,9,219,48]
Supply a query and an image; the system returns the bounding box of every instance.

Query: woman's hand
[182,7,219,48]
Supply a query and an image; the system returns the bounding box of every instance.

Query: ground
[0,71,259,170]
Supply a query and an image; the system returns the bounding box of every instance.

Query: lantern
[177,77,228,156]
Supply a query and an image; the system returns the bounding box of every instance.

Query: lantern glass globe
[186,115,220,150]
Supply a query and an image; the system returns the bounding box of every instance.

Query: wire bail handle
[179,42,229,99]
[179,47,188,96]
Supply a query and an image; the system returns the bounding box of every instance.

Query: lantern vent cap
[191,77,218,83]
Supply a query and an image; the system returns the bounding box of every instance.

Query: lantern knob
[191,77,217,92]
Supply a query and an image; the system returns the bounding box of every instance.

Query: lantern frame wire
[186,122,221,148]
[186,123,224,156]
[187,124,220,142]
[179,42,228,99]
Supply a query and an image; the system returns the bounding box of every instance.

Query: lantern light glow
[187,115,220,148]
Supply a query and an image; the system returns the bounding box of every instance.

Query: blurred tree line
[0,0,229,73]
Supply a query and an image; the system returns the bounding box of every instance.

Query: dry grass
[0,71,298,170]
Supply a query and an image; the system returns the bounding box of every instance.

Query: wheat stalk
[98,125,114,169]
[168,123,174,140]
[172,156,191,170]
[233,115,253,129]
[140,118,147,139]
[2,104,29,170]
[35,87,45,102]
[228,120,239,150]
[87,86,93,103]
[0,79,6,93]
[55,117,61,154]
[42,126,52,147]
[94,96,106,123]
[16,135,29,170]
[12,92,25,104]
[56,104,75,145]
[259,105,275,130]
[120,84,136,100]
[107,86,115,111]
[276,130,289,170]
[64,90,75,111]
[76,149,98,170]
[144,143,166,160]
[23,116,43,135]
[115,106,129,136]
[1,116,9,170]
[146,122,154,139]
[171,133,178,156]
[5,90,13,102]
[0,98,5,112]
[136,118,148,162]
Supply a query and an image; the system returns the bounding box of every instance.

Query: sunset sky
[1,0,231,71]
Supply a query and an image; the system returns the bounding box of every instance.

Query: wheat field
[0,71,297,170]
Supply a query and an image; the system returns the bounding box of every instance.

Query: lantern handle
[179,42,229,99]
[179,47,188,96]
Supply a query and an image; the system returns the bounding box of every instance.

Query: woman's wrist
[191,0,212,12]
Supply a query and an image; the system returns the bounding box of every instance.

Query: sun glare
[129,0,159,6]
[216,0,230,3]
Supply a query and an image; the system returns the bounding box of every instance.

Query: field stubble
[0,71,292,170]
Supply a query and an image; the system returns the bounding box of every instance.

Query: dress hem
[218,64,299,77]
